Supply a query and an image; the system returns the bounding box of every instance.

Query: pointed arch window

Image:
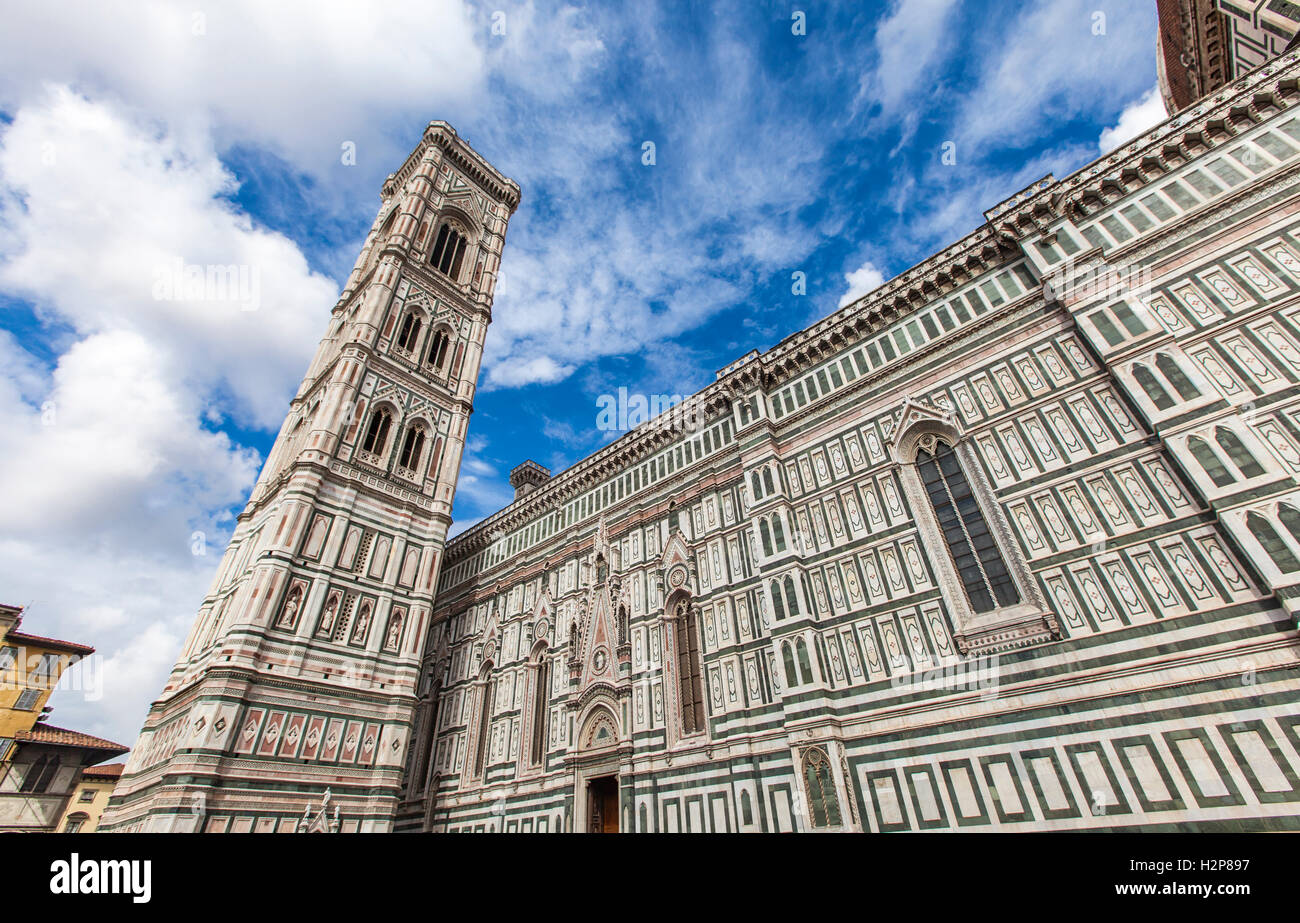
[750,471,763,500]
[530,653,550,767]
[427,330,451,370]
[1155,354,1200,400]
[763,468,776,494]
[772,517,787,552]
[395,311,422,352]
[1247,512,1299,574]
[760,520,773,556]
[802,748,842,828]
[1216,427,1264,478]
[430,223,468,279]
[474,671,495,778]
[795,638,813,684]
[1134,364,1175,410]
[675,602,705,735]
[1189,435,1234,487]
[361,407,393,456]
[771,582,786,621]
[782,641,798,687]
[783,575,799,617]
[917,441,1019,614]
[398,425,426,471]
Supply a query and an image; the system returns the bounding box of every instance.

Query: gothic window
[764,469,776,494]
[676,602,705,735]
[750,471,763,500]
[741,790,754,826]
[771,582,786,620]
[917,441,1019,613]
[802,748,842,828]
[398,425,426,472]
[530,653,550,767]
[427,329,451,370]
[1247,512,1299,573]
[395,311,422,352]
[430,222,468,280]
[1155,354,1200,400]
[474,670,495,778]
[1189,436,1234,487]
[795,638,813,684]
[772,517,787,552]
[1134,364,1175,410]
[782,641,798,687]
[783,575,799,617]
[1216,427,1264,478]
[361,407,393,456]
[760,520,773,556]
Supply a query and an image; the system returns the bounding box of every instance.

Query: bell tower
[101,123,520,833]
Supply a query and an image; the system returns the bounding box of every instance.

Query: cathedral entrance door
[588,775,619,833]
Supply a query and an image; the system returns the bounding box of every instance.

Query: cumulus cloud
[0,89,336,745]
[839,260,888,308]
[1099,85,1167,154]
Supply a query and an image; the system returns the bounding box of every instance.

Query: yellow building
[0,603,128,832]
[56,763,124,832]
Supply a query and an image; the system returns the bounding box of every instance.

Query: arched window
[750,471,762,499]
[474,670,495,778]
[361,407,393,456]
[795,637,813,685]
[740,790,754,826]
[773,517,787,552]
[426,330,451,370]
[802,748,842,828]
[783,641,798,688]
[783,575,799,617]
[395,311,422,352]
[398,425,426,471]
[530,653,550,767]
[1134,365,1175,410]
[63,812,89,834]
[771,583,786,621]
[1189,436,1234,487]
[676,602,705,735]
[430,222,468,279]
[917,441,1019,614]
[1156,354,1200,400]
[1216,427,1264,478]
[1247,512,1299,573]
[760,520,773,556]
[763,469,776,494]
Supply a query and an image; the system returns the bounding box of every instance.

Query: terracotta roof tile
[14,724,129,754]
[82,763,125,779]
[4,630,95,656]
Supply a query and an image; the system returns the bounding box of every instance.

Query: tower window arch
[395,311,423,352]
[916,440,1019,614]
[771,582,786,621]
[772,516,787,552]
[430,222,469,280]
[674,600,705,735]
[795,637,813,685]
[782,641,798,688]
[760,520,773,556]
[398,424,427,472]
[361,407,393,456]
[1279,503,1300,548]
[783,575,799,617]
[763,468,776,494]
[426,329,451,371]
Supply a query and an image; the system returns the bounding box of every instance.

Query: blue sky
[0,0,1166,746]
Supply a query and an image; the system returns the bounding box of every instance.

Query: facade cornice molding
[384,120,521,214]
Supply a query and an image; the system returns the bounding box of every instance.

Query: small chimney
[510,460,551,501]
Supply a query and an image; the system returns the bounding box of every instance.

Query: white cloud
[857,0,960,120]
[0,88,339,746]
[1099,86,1167,154]
[839,261,887,307]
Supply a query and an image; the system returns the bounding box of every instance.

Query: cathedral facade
[107,52,1300,833]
